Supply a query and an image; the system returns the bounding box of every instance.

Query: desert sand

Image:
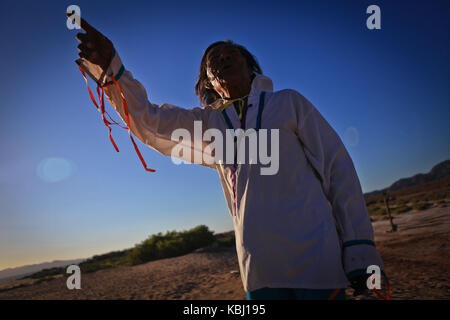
[0,206,449,300]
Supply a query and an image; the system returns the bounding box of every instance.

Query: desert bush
[79,249,133,274]
[432,192,448,200]
[412,202,432,211]
[128,225,215,265]
[368,206,385,216]
[390,205,412,214]
[214,231,235,247]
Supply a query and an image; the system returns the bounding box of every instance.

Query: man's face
[206,44,252,98]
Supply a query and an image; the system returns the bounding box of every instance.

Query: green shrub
[79,249,132,274]
[214,231,235,247]
[128,225,216,265]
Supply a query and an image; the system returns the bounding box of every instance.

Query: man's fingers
[77,43,94,55]
[78,48,101,65]
[76,32,89,43]
[78,51,90,60]
[78,50,98,60]
[79,17,99,36]
[66,10,100,36]
[68,14,113,69]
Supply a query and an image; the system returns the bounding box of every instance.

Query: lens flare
[36,157,76,183]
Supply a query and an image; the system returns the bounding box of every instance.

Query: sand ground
[0,206,449,300]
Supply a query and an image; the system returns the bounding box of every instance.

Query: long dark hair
[195,40,262,107]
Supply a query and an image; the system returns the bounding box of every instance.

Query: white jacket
[77,50,384,292]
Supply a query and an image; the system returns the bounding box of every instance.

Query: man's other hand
[350,274,370,297]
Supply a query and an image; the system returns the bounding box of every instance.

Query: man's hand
[350,274,370,297]
[67,12,114,71]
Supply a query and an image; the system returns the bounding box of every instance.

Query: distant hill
[364,159,450,197]
[0,259,86,283]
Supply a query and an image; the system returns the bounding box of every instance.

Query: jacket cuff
[342,240,385,279]
[75,48,124,86]
[103,48,125,85]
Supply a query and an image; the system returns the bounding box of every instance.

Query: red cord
[328,274,391,300]
[371,273,391,300]
[78,65,155,172]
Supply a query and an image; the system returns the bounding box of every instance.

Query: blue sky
[0,0,449,270]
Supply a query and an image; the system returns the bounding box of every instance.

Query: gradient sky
[0,0,449,271]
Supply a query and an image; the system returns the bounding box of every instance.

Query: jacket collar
[250,73,273,94]
[248,73,273,107]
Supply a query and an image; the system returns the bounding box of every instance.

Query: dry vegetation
[1,174,449,300]
[365,177,450,221]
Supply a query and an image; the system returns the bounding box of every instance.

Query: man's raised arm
[67,13,215,169]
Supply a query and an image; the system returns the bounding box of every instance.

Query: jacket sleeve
[292,90,384,280]
[76,49,216,169]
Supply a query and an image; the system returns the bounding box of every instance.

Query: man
[69,13,385,300]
